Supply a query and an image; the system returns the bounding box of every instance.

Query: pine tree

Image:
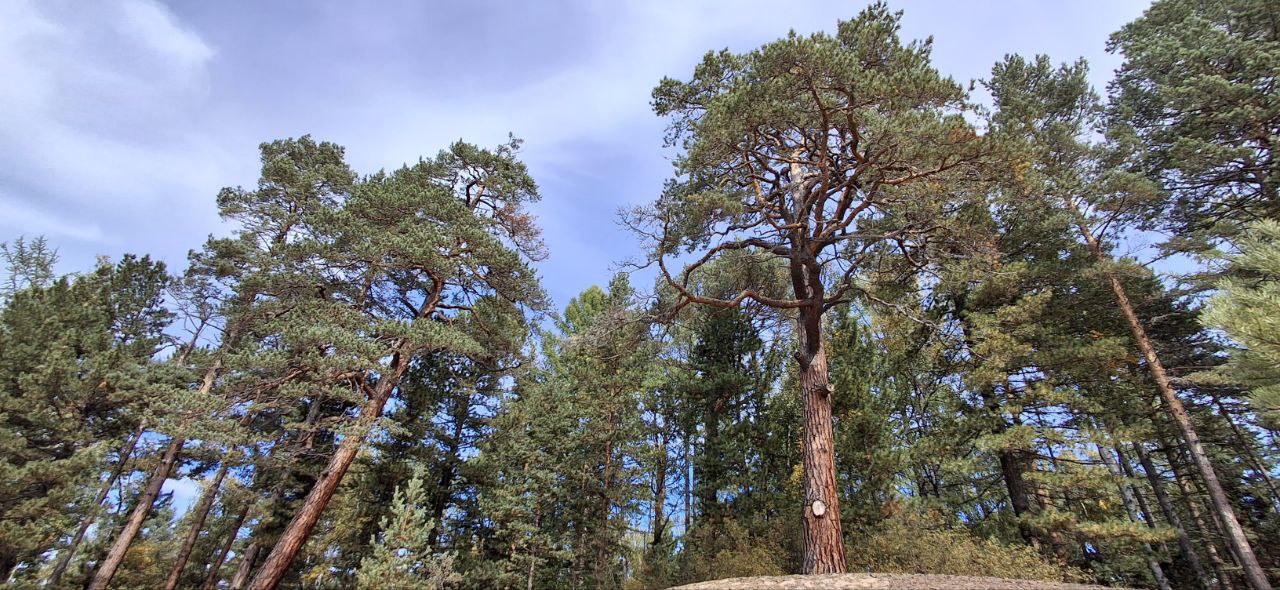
[629,4,982,572]
[247,137,546,589]
[355,472,459,590]
[1198,220,1280,429]
[0,254,171,582]
[1107,0,1280,259]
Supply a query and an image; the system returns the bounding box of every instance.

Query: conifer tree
[247,137,545,589]
[1107,0,1279,259]
[1198,220,1280,429]
[355,472,459,590]
[630,4,982,572]
[987,53,1273,589]
[0,254,170,582]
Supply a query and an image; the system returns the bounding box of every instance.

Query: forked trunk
[796,305,846,574]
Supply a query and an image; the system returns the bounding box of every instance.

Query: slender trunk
[596,406,617,586]
[1163,427,1236,590]
[46,424,144,586]
[796,305,846,574]
[426,457,458,548]
[229,542,262,590]
[1032,481,1068,563]
[87,435,185,590]
[1135,442,1212,590]
[1116,446,1175,562]
[247,376,398,590]
[201,502,251,590]
[164,461,230,590]
[524,507,541,590]
[652,424,668,547]
[1214,398,1280,507]
[1038,440,1071,563]
[1100,445,1172,590]
[1073,216,1272,590]
[682,437,691,535]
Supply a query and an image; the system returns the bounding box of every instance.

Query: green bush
[847,511,1085,582]
[678,518,788,585]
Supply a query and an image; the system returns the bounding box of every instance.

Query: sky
[0,0,1154,314]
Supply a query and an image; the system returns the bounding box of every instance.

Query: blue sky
[1,0,1151,313]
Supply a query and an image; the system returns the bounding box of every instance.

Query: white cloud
[119,0,215,70]
[0,193,105,242]
[0,0,223,248]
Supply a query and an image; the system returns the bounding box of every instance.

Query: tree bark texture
[797,305,846,574]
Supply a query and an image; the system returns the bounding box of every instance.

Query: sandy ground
[670,573,1122,589]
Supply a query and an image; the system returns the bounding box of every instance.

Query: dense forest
[1,1,1278,588]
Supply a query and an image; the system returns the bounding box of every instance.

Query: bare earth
[671,574,1120,590]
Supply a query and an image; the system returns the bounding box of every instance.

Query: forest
[1,0,1277,589]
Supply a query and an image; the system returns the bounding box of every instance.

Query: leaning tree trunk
[46,424,144,586]
[1100,445,1172,590]
[88,348,228,590]
[247,374,401,590]
[1213,398,1280,507]
[1116,446,1176,564]
[229,541,262,590]
[201,501,250,590]
[1073,216,1272,590]
[1133,442,1212,590]
[1162,434,1238,590]
[87,435,185,590]
[164,461,230,590]
[796,304,846,574]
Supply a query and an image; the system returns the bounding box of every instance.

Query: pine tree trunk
[682,438,691,534]
[88,352,227,590]
[1213,398,1280,507]
[229,541,261,590]
[1134,442,1212,590]
[201,502,250,590]
[796,305,846,574]
[1116,446,1176,564]
[1100,445,1172,590]
[87,434,185,590]
[652,423,668,547]
[46,424,144,587]
[1073,217,1272,590]
[164,461,230,590]
[247,377,397,590]
[1163,436,1237,590]
[697,404,721,519]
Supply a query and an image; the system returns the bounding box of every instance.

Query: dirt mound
[671,573,1118,589]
